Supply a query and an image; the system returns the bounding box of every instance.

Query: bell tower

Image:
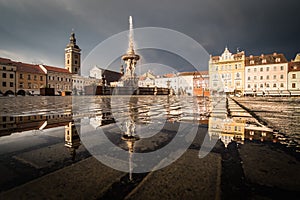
[65,31,81,75]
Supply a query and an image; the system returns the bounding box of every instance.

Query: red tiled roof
[288,61,300,72]
[163,73,176,78]
[179,71,208,76]
[15,62,46,74]
[0,57,14,65]
[245,53,287,66]
[43,65,70,74]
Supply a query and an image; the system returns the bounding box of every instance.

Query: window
[235,64,238,69]
[3,67,6,71]
[280,75,284,79]
[266,84,270,88]
[292,74,296,79]
[10,82,13,87]
[75,60,78,65]
[262,59,267,64]
[2,73,6,78]
[250,60,254,65]
[2,82,6,87]
[254,68,257,72]
[34,75,37,81]
[247,69,250,73]
[266,75,269,80]
[262,132,266,137]
[260,67,263,72]
[273,75,276,79]
[266,67,269,71]
[254,76,257,80]
[75,68,77,72]
[248,84,251,88]
[273,83,277,88]
[273,66,277,71]
[28,83,32,88]
[10,74,13,79]
[20,74,23,79]
[280,83,284,87]
[19,82,23,88]
[248,77,250,81]
[260,76,263,80]
[67,60,69,64]
[28,74,31,80]
[260,84,263,88]
[40,76,43,81]
[292,83,296,88]
[280,66,284,70]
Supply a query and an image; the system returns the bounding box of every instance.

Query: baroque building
[209,47,245,95]
[244,53,289,96]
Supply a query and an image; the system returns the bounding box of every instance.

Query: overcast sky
[0,0,299,74]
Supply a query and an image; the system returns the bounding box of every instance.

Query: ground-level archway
[4,90,14,96]
[17,90,26,96]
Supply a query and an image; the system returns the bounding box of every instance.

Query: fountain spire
[121,16,140,86]
[128,16,134,54]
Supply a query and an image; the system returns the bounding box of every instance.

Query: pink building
[244,53,289,96]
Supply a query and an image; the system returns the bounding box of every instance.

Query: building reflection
[208,116,278,146]
[0,113,72,137]
[64,121,81,161]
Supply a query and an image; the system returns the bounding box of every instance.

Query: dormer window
[262,59,267,64]
[275,57,281,62]
[250,60,254,65]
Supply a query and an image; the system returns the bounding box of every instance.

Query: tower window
[67,60,70,64]
[75,68,77,72]
[75,60,78,65]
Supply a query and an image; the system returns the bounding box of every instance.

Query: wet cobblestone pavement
[233,97,300,151]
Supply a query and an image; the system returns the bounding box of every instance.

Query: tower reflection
[65,121,81,161]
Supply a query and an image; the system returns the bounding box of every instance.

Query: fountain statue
[120,16,140,88]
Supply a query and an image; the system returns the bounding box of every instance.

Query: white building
[244,53,289,96]
[72,74,101,95]
[138,71,156,87]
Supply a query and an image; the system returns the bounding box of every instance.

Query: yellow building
[15,62,47,95]
[209,47,245,95]
[0,58,17,95]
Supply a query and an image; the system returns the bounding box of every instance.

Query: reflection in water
[208,97,278,148]
[65,121,81,161]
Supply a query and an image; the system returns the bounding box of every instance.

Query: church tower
[65,31,81,75]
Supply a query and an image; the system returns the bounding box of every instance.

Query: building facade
[288,56,300,95]
[15,62,46,95]
[209,47,245,95]
[72,74,101,95]
[40,65,72,95]
[244,53,288,96]
[0,58,17,95]
[193,71,209,96]
[138,71,156,87]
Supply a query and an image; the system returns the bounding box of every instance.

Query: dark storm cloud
[0,0,299,69]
